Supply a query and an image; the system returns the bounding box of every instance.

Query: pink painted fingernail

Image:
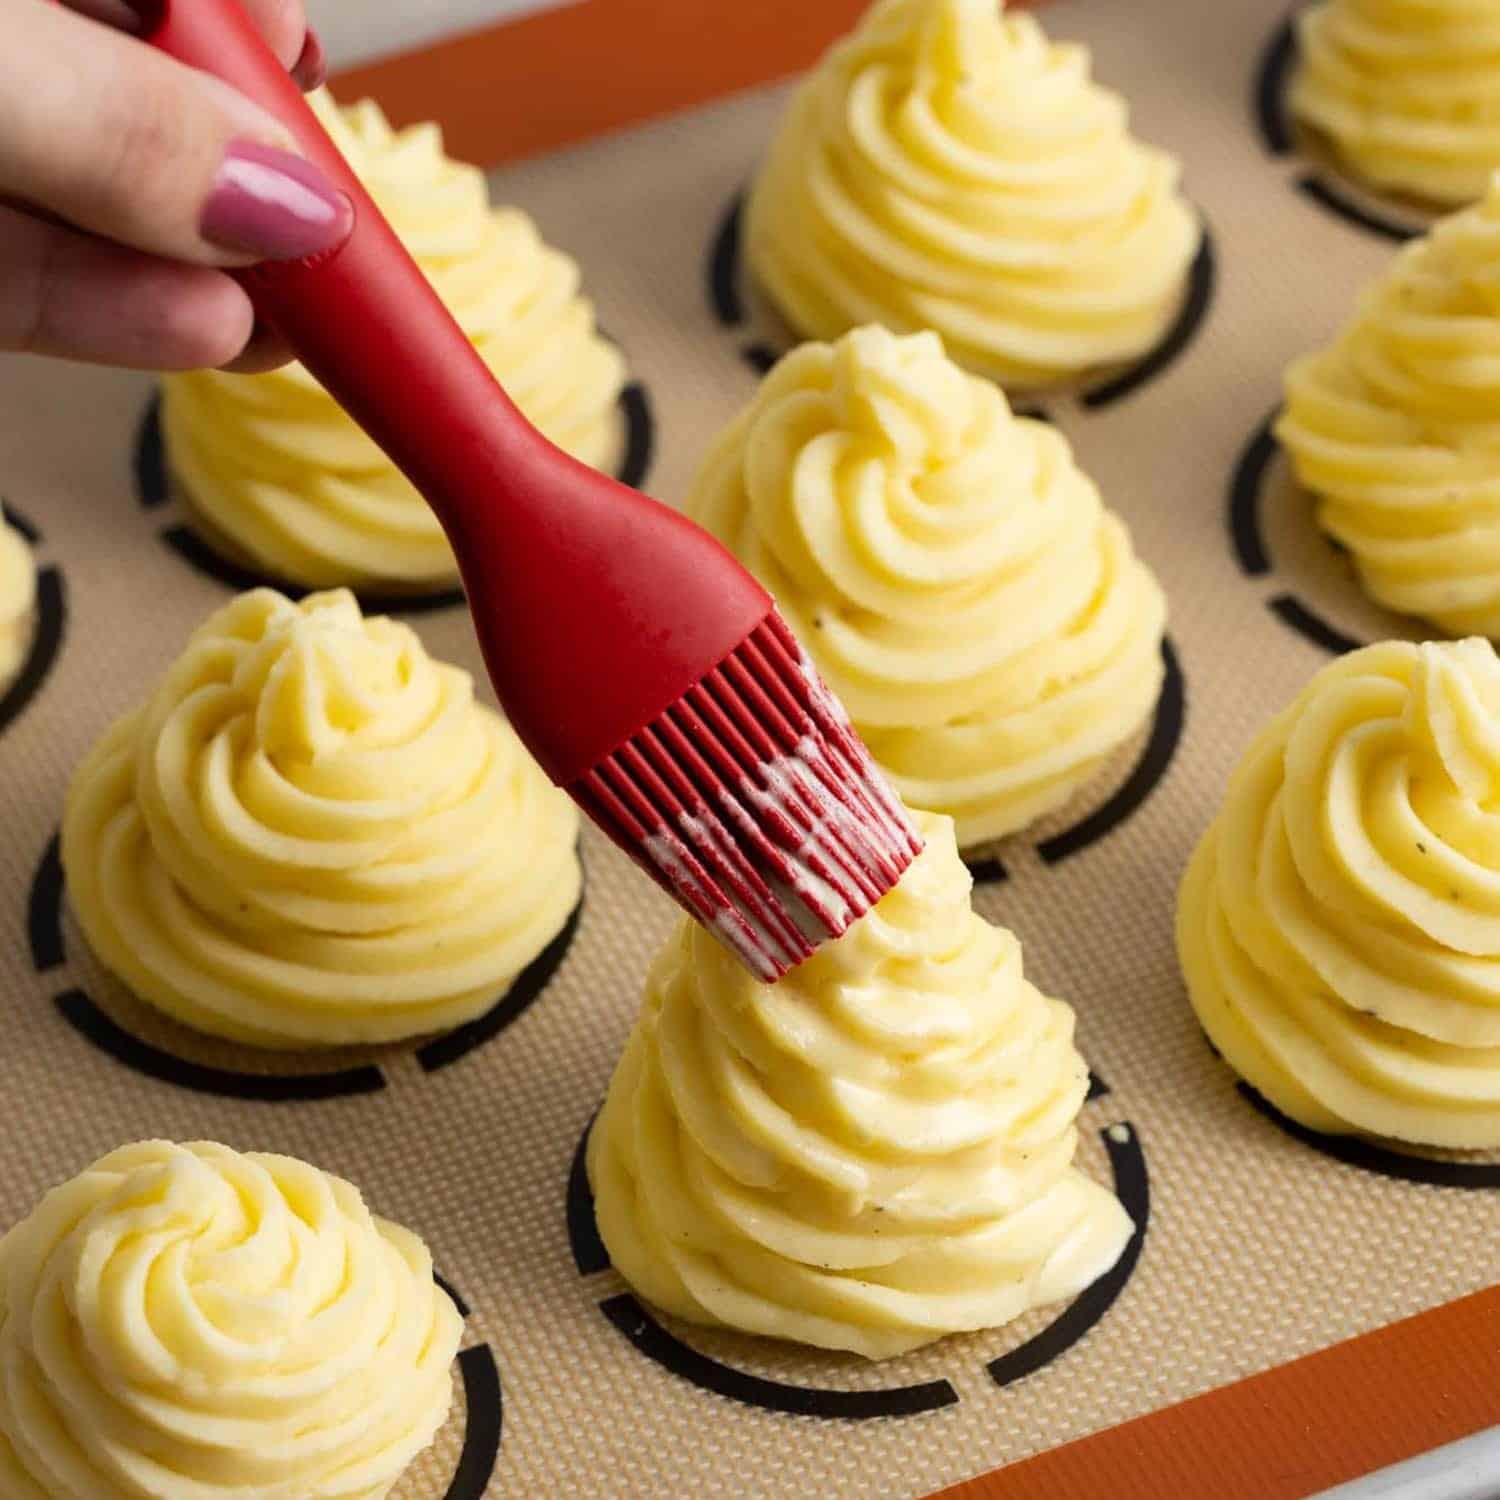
[291,28,327,91]
[201,140,353,260]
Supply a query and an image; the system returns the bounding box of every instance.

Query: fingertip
[136,267,258,370]
[240,0,308,71]
[220,320,295,373]
[292,29,328,93]
[0,210,262,370]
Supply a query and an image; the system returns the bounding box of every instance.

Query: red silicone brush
[142,0,920,980]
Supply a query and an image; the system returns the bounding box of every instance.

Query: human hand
[0,0,351,373]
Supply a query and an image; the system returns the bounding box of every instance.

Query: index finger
[231,0,309,73]
[60,0,310,71]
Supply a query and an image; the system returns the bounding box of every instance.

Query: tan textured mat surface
[1,1,1497,1495]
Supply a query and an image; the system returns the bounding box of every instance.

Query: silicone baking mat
[2,1,1498,1496]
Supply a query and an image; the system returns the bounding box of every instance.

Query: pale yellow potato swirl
[0,1141,462,1500]
[589,810,1132,1360]
[162,89,627,591]
[1293,0,1500,206]
[1278,181,1500,636]
[1179,640,1500,1149]
[745,0,1201,388]
[689,325,1167,847]
[0,518,35,688]
[62,589,581,1047]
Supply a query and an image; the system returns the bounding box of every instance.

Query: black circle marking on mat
[743,343,782,376]
[708,191,747,328]
[1010,404,1053,426]
[447,1346,504,1500]
[0,503,67,739]
[1228,408,1278,577]
[3,502,39,544]
[27,832,65,973]
[986,1123,1149,1388]
[32,832,580,1100]
[596,1293,960,1419]
[617,382,656,491]
[1294,176,1419,244]
[417,892,584,1073]
[963,853,1010,887]
[1252,13,1424,245]
[1254,15,1297,156]
[1038,639,1185,865]
[1087,1071,1110,1103]
[567,1116,959,1418]
[53,988,387,1101]
[709,190,1217,409]
[133,399,170,510]
[1267,593,1364,656]
[569,1099,1146,1417]
[1226,408,1370,658]
[1237,1084,1500,1190]
[1079,227,1217,409]
[428,1274,503,1500]
[134,386,656,608]
[566,1113,611,1277]
[434,1273,473,1318]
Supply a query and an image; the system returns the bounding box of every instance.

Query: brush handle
[143,0,773,787]
[142,0,547,517]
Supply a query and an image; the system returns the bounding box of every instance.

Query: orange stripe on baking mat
[332,0,1044,165]
[926,1285,1500,1500]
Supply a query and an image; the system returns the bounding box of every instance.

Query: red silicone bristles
[573,612,922,981]
[725,634,895,897]
[704,668,882,914]
[577,741,808,979]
